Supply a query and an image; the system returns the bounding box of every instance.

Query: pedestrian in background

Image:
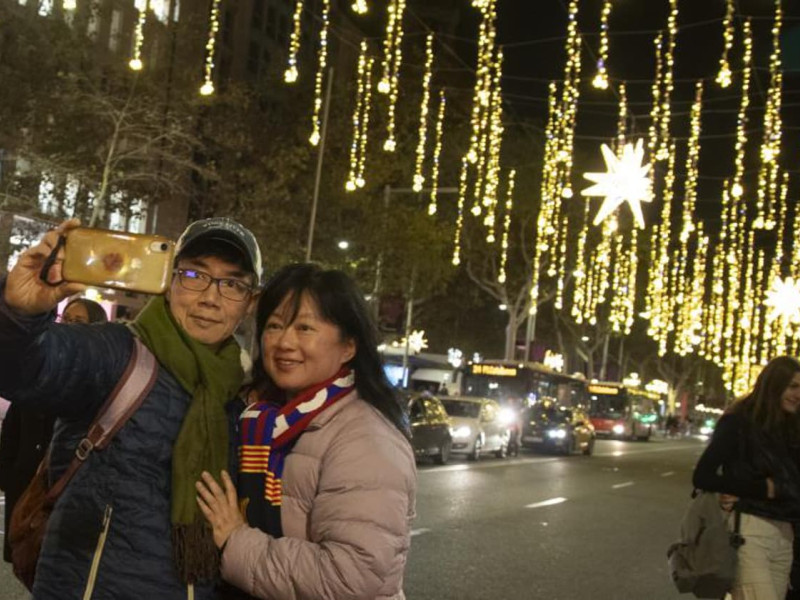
[196,263,416,600]
[0,296,107,563]
[693,356,800,600]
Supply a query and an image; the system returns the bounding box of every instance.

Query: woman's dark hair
[730,355,800,438]
[252,263,409,438]
[64,298,108,324]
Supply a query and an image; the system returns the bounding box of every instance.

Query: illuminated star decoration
[581,139,653,229]
[764,277,800,324]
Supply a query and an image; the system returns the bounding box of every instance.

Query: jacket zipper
[82,504,113,600]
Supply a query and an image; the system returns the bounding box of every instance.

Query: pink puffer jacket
[221,391,417,600]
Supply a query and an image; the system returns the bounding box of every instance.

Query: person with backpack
[0,217,262,600]
[693,356,800,600]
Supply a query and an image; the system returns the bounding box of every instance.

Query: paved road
[0,437,704,599]
[404,437,704,600]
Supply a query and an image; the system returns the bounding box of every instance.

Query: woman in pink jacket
[196,263,417,600]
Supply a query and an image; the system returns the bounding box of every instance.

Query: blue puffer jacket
[0,287,220,600]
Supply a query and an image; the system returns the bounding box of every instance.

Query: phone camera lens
[160,243,169,251]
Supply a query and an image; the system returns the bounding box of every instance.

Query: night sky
[478,0,800,224]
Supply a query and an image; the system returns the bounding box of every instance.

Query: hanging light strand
[284,0,305,83]
[199,0,222,95]
[755,0,783,231]
[309,0,331,146]
[647,33,663,160]
[346,41,371,192]
[428,91,447,216]
[592,0,612,90]
[452,159,469,266]
[413,34,435,192]
[497,169,516,284]
[716,0,734,87]
[655,0,678,162]
[380,0,407,152]
[129,0,148,71]
[730,19,752,201]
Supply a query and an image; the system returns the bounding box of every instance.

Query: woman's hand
[4,219,85,315]
[196,470,245,549]
[719,493,739,512]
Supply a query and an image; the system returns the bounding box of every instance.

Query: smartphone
[62,228,175,295]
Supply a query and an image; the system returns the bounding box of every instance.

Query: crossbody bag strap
[45,338,158,503]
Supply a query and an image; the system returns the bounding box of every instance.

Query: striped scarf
[237,368,355,537]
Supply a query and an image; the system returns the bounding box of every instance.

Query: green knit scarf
[132,296,244,583]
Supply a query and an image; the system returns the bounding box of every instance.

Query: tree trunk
[504,311,518,360]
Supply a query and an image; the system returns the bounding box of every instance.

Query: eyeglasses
[174,268,254,302]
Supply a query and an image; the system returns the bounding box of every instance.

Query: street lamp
[337,240,350,250]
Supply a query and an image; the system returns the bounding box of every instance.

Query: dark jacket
[0,284,221,600]
[693,412,800,523]
[0,402,55,562]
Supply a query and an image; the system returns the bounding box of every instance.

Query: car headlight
[450,426,472,439]
[547,429,567,439]
[612,424,625,435]
[498,407,516,426]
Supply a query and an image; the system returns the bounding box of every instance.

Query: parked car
[408,393,452,465]
[439,396,511,461]
[520,403,596,456]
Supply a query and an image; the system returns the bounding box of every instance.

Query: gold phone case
[62,228,175,295]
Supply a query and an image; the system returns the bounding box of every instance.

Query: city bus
[460,360,587,408]
[586,382,660,441]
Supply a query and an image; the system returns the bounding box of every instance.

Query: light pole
[305,67,334,262]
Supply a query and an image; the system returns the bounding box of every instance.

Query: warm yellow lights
[497,169,516,284]
[413,34,435,193]
[284,0,305,83]
[427,91,446,216]
[199,0,222,95]
[452,159,469,266]
[717,0,734,88]
[346,41,374,192]
[309,0,331,146]
[582,140,653,229]
[592,0,612,90]
[130,0,148,71]
[379,0,406,152]
[351,0,368,14]
[62,0,76,9]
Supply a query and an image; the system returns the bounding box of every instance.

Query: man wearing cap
[0,217,262,599]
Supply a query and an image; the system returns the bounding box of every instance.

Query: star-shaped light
[764,277,800,324]
[581,139,653,229]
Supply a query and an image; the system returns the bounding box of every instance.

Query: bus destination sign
[471,364,518,377]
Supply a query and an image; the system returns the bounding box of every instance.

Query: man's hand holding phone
[4,219,87,316]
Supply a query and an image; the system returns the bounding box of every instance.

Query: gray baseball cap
[175,217,263,287]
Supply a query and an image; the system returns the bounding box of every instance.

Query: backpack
[8,338,157,590]
[667,491,744,599]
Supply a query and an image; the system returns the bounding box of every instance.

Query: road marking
[612,481,634,489]
[661,471,675,477]
[418,456,559,473]
[526,497,567,509]
[411,528,430,537]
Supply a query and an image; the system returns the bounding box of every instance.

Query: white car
[439,396,511,460]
